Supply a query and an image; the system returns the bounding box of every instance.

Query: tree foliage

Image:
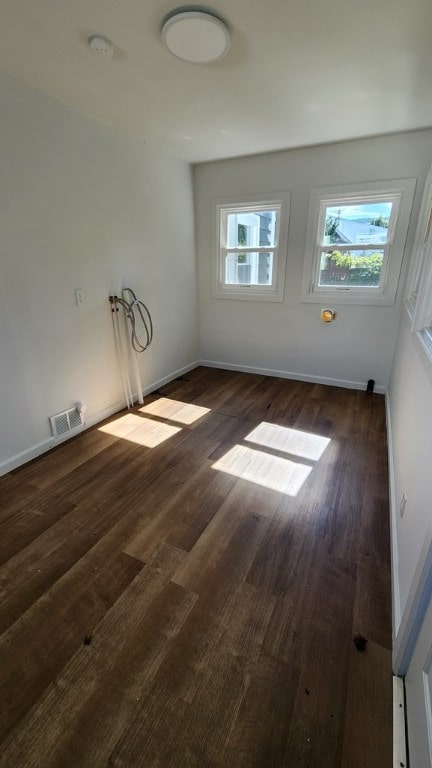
[369,215,389,228]
[324,250,383,286]
[325,215,340,241]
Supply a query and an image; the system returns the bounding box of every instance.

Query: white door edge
[393,526,432,676]
[394,676,408,768]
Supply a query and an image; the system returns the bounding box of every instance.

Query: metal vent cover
[50,407,83,438]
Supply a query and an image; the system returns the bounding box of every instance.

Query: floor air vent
[50,407,83,438]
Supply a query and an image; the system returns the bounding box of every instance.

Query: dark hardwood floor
[0,367,392,767]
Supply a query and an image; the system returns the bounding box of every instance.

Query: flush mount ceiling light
[161,9,230,63]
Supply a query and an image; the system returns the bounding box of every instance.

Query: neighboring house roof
[335,218,388,245]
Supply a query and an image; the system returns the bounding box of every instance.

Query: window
[413,249,432,368]
[405,164,432,319]
[407,163,432,371]
[302,179,416,305]
[213,193,290,301]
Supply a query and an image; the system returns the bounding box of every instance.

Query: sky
[326,202,392,223]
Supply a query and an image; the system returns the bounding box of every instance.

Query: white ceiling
[0,0,432,163]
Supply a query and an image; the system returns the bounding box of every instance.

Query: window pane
[258,252,273,285]
[225,252,274,285]
[319,249,384,287]
[226,210,277,248]
[322,202,393,246]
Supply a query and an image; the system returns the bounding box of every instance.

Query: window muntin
[214,195,289,301]
[315,196,399,292]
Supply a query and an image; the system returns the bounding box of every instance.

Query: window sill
[301,288,396,306]
[213,287,284,302]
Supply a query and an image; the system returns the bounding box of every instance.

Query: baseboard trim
[0,360,200,477]
[0,438,60,476]
[385,392,402,644]
[141,360,200,396]
[198,359,387,394]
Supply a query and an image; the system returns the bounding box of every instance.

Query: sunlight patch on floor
[139,398,210,425]
[245,422,330,461]
[98,413,181,447]
[211,444,312,496]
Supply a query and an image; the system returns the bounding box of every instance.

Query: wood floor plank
[172,480,276,592]
[109,581,277,767]
[10,428,119,490]
[124,460,237,562]
[284,666,346,767]
[0,368,392,767]
[0,544,189,768]
[340,641,393,768]
[0,478,41,523]
[359,479,391,572]
[352,561,392,650]
[0,493,76,566]
[220,651,300,768]
[275,558,356,766]
[0,551,143,744]
[35,437,147,507]
[246,505,305,597]
[41,580,197,768]
[263,547,356,672]
[108,686,191,768]
[0,497,133,633]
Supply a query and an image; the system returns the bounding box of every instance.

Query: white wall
[0,72,199,472]
[194,131,432,391]
[387,311,432,628]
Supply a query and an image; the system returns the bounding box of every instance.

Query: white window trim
[212,192,290,302]
[301,179,416,306]
[405,163,432,321]
[412,233,432,375]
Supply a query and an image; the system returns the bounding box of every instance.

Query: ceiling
[0,0,431,163]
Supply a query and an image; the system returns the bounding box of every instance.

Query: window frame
[301,179,416,306]
[405,163,432,321]
[212,192,290,302]
[411,220,432,371]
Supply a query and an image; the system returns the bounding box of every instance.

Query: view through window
[318,199,395,289]
[224,207,278,287]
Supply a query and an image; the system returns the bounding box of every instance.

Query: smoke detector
[88,35,114,58]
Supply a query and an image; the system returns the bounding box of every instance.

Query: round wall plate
[161,11,230,63]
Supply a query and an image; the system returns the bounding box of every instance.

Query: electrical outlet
[400,492,407,518]
[75,289,85,307]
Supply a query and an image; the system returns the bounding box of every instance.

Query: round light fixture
[88,35,114,58]
[161,10,230,63]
